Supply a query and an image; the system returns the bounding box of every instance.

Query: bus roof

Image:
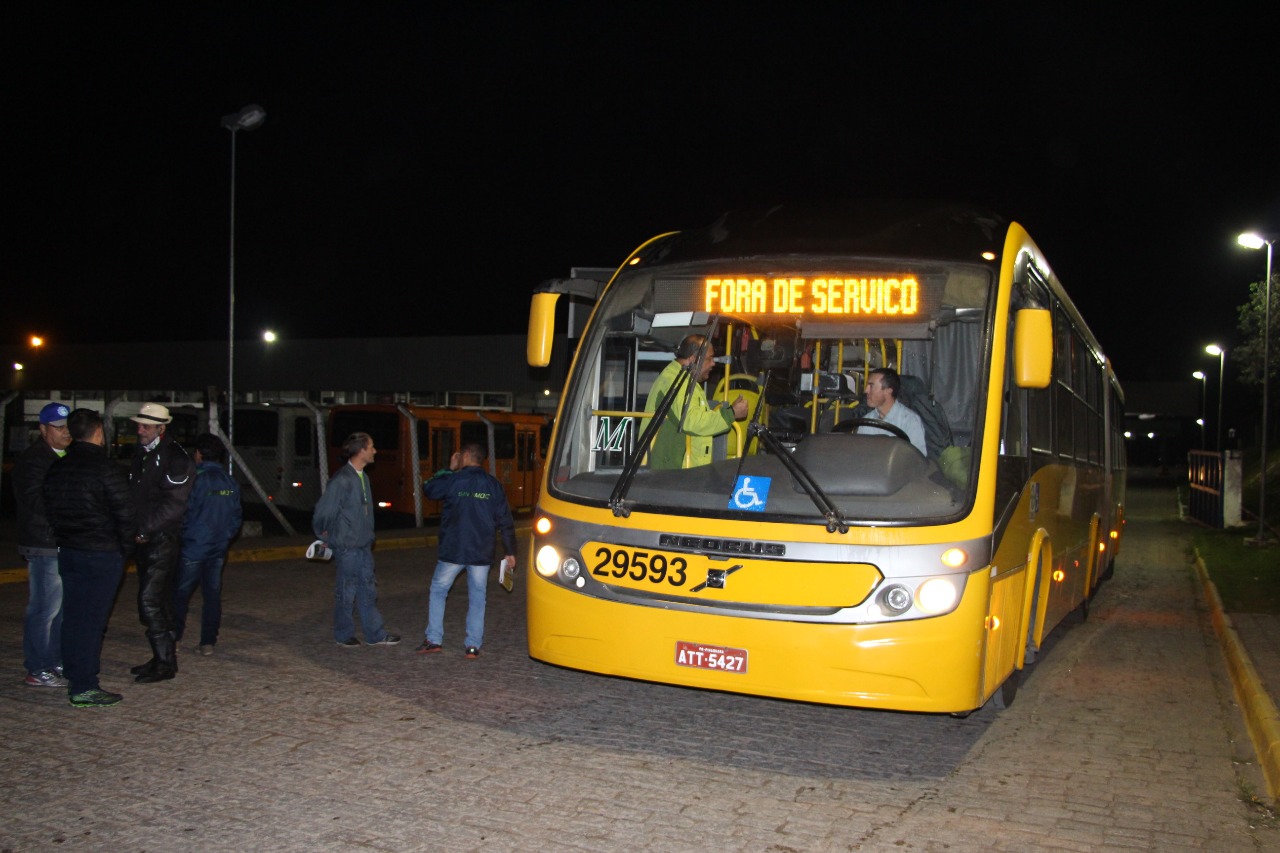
[639,202,1007,267]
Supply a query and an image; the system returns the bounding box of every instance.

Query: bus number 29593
[592,546,689,587]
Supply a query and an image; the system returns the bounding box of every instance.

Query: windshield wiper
[741,422,849,534]
[608,365,690,517]
[724,370,848,533]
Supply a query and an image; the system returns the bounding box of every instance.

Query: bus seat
[897,374,954,461]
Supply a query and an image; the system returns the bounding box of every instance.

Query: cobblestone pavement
[1,482,1276,851]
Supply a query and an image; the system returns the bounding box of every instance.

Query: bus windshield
[548,259,993,525]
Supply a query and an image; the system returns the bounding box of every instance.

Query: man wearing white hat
[127,403,194,683]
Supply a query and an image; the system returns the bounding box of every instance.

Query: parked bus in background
[226,403,325,510]
[525,203,1126,715]
[109,401,325,511]
[326,404,546,523]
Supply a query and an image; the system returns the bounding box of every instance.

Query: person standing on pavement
[311,432,400,648]
[415,442,516,659]
[172,433,242,656]
[43,408,136,708]
[13,402,73,689]
[128,403,195,683]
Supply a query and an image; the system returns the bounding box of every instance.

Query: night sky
[5,4,1278,384]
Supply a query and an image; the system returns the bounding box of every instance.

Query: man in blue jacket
[312,432,400,648]
[173,433,242,656]
[416,442,516,659]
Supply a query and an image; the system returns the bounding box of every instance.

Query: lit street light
[263,330,278,343]
[1193,370,1207,449]
[1237,231,1275,545]
[1206,344,1226,452]
[221,104,266,472]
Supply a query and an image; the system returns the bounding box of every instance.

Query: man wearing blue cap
[12,402,72,688]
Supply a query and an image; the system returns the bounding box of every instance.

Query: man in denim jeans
[173,433,242,656]
[415,443,516,659]
[12,402,72,688]
[312,432,400,648]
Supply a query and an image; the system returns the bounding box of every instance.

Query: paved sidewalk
[0,484,1277,850]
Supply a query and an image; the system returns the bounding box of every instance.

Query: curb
[225,533,439,565]
[1194,551,1280,805]
[1,533,443,584]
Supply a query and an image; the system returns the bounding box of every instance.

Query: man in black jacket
[12,402,72,688]
[127,403,194,683]
[43,408,136,708]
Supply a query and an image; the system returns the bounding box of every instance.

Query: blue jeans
[333,547,387,643]
[23,554,63,674]
[58,548,124,695]
[173,555,225,646]
[425,561,488,649]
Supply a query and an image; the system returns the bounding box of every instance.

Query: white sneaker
[25,670,68,688]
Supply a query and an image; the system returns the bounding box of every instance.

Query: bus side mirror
[1013,308,1052,388]
[527,292,561,367]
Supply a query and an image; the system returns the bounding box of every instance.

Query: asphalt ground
[1,480,1277,851]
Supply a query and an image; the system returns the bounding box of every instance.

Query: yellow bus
[526,203,1126,714]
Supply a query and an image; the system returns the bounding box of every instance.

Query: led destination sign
[704,276,921,317]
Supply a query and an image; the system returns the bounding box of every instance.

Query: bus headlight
[877,584,913,616]
[561,558,581,581]
[916,578,960,615]
[535,545,561,578]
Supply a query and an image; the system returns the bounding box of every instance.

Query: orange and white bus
[526,203,1125,714]
[326,404,546,522]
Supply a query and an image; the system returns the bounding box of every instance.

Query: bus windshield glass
[548,259,994,524]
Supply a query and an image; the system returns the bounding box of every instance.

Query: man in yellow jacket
[644,335,748,469]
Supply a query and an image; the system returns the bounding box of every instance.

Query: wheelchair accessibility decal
[729,475,771,511]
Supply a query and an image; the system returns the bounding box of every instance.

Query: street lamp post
[220,104,266,473]
[1206,344,1226,452]
[1193,370,1207,449]
[1238,232,1274,545]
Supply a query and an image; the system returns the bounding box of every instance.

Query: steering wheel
[830,417,911,443]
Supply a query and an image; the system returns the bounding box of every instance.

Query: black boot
[135,632,177,683]
[130,658,159,676]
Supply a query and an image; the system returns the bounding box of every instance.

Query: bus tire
[988,668,1020,711]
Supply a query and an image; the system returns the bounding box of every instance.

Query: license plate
[675,641,748,673]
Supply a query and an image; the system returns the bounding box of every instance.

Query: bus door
[461,419,523,509]
[233,407,281,504]
[328,408,401,512]
[422,421,458,517]
[283,410,321,510]
[514,423,541,510]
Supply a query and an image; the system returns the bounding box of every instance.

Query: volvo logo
[658,534,786,557]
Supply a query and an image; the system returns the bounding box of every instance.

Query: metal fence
[1188,450,1224,528]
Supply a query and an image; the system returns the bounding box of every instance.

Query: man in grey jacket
[311,432,400,647]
